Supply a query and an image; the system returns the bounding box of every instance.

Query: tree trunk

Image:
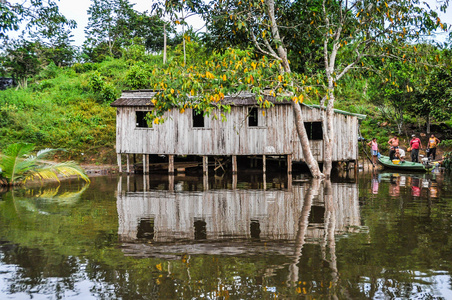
[288,178,320,283]
[292,101,323,178]
[163,23,167,64]
[323,92,335,177]
[426,115,431,134]
[265,0,323,178]
[182,10,186,65]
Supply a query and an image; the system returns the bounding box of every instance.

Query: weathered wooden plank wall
[115,104,359,162]
[116,183,360,243]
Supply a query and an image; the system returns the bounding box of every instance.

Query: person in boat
[394,148,405,163]
[427,134,440,160]
[388,135,399,160]
[410,134,422,163]
[367,137,379,166]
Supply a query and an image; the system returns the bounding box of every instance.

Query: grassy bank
[1,53,451,165]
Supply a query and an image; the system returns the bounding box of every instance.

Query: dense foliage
[0,0,451,164]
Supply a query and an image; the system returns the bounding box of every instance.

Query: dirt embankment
[80,164,119,176]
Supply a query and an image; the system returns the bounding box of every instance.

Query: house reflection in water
[116,177,361,257]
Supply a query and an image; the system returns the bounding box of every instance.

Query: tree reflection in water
[0,173,450,299]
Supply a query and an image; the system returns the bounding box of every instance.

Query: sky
[9,0,452,46]
[56,0,205,46]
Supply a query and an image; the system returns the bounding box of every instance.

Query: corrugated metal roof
[110,90,291,107]
[110,90,366,120]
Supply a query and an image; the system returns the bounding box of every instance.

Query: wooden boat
[378,155,434,172]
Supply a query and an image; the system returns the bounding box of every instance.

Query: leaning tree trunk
[292,101,323,178]
[266,0,323,178]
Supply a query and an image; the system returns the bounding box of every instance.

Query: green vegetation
[0,0,451,166]
[0,143,90,186]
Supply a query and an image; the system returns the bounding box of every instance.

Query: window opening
[136,111,149,128]
[136,218,154,240]
[248,107,258,127]
[194,220,207,240]
[193,110,205,128]
[250,220,261,239]
[308,206,325,224]
[304,122,323,140]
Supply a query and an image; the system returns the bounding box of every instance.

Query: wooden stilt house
[110,90,366,173]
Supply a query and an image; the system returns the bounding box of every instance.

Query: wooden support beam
[143,173,147,191]
[232,173,237,190]
[203,173,209,191]
[143,154,147,174]
[117,175,122,193]
[126,154,130,174]
[203,156,208,175]
[262,155,266,174]
[287,173,292,190]
[232,155,237,174]
[287,154,293,174]
[169,175,174,191]
[117,154,122,173]
[169,155,175,174]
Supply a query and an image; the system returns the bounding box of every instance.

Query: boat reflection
[116,176,363,259]
[376,172,443,199]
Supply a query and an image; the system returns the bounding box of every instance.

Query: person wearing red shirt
[410,134,422,163]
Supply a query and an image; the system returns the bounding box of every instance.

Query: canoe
[378,155,434,172]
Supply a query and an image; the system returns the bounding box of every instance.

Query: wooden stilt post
[168,155,174,175]
[232,173,237,190]
[169,155,174,174]
[117,154,122,173]
[203,173,209,191]
[126,154,130,174]
[232,155,237,174]
[169,174,174,191]
[143,154,147,174]
[203,156,208,175]
[126,175,130,192]
[287,154,292,174]
[117,175,122,193]
[143,173,147,191]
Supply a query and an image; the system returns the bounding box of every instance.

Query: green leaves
[0,143,90,186]
[142,46,318,126]
[126,65,150,89]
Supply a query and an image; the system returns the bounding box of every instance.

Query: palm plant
[0,143,90,186]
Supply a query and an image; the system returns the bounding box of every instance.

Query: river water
[0,170,451,299]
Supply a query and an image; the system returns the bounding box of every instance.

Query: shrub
[443,151,452,171]
[72,62,98,73]
[440,139,452,148]
[122,44,146,61]
[101,82,118,103]
[35,62,59,80]
[125,65,150,89]
[88,71,104,92]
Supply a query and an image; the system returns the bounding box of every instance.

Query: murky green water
[0,171,451,299]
